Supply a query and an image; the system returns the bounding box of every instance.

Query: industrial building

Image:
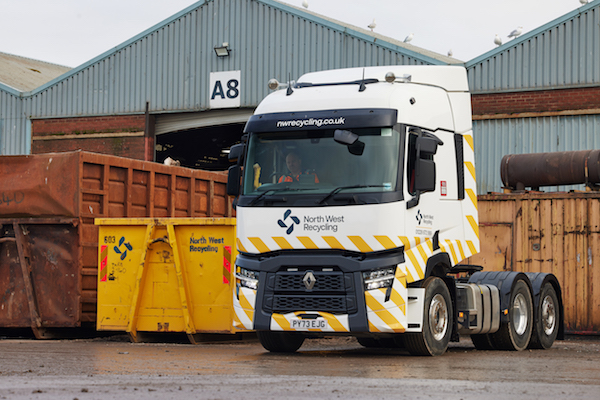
[2,0,600,336]
[468,2,600,193]
[0,0,457,171]
[1,0,599,194]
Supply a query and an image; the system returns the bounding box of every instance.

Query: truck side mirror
[413,136,439,192]
[227,165,241,197]
[416,136,441,156]
[407,133,442,209]
[228,143,245,164]
[414,158,436,191]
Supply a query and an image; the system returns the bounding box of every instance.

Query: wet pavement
[0,335,599,399]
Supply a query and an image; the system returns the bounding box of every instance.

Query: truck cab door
[404,129,441,243]
[404,127,466,267]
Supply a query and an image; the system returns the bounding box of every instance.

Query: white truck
[226,66,564,356]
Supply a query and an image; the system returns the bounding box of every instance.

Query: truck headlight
[363,267,396,291]
[236,267,259,290]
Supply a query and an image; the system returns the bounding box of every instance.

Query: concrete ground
[0,333,599,399]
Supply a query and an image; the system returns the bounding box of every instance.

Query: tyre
[489,279,533,351]
[471,333,496,350]
[529,283,559,349]
[257,331,305,353]
[404,277,453,356]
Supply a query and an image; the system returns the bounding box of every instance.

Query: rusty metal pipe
[501,150,600,190]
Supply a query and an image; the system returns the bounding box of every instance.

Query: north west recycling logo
[416,210,424,225]
[278,209,300,235]
[114,237,133,260]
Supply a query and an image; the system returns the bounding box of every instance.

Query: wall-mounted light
[214,42,230,57]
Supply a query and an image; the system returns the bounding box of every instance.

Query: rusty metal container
[467,191,600,334]
[0,151,232,336]
[501,150,600,190]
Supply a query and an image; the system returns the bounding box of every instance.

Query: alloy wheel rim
[429,293,448,341]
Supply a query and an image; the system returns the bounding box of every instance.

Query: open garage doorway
[155,123,244,170]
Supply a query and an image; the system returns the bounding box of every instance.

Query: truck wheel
[490,279,533,351]
[257,331,305,353]
[405,277,453,356]
[471,333,496,350]
[529,283,559,349]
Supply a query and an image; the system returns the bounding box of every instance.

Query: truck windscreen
[242,127,401,197]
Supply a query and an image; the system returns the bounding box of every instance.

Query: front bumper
[232,250,425,334]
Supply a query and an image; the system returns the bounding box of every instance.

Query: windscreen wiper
[249,186,319,205]
[316,185,387,204]
[249,187,288,206]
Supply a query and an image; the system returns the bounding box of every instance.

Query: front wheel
[404,277,453,356]
[490,279,533,351]
[257,331,305,353]
[529,283,559,349]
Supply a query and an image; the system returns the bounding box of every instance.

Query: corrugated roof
[0,52,71,92]
[1,0,461,99]
[269,0,463,65]
[466,1,598,68]
[466,1,600,93]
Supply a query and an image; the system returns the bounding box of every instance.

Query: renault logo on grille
[303,271,316,290]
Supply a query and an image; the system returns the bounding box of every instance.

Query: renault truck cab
[226,66,562,356]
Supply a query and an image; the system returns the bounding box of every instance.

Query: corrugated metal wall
[473,114,600,194]
[0,89,27,155]
[1,0,444,155]
[467,2,600,92]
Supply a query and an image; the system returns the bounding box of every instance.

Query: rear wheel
[490,279,533,351]
[529,283,559,349]
[257,331,305,353]
[405,277,453,356]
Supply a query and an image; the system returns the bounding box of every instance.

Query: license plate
[290,318,328,330]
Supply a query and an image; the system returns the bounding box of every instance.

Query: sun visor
[244,108,397,133]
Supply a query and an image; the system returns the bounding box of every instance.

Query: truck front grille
[275,273,344,291]
[263,268,356,315]
[273,295,348,314]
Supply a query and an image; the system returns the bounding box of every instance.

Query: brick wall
[32,136,146,160]
[32,115,145,136]
[32,115,148,160]
[472,86,600,116]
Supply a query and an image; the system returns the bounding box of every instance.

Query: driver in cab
[278,152,319,183]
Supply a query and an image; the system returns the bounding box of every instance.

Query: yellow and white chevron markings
[232,287,256,331]
[270,311,349,332]
[237,233,477,261]
[238,214,478,272]
[237,235,478,283]
[462,133,480,257]
[365,267,408,333]
[237,234,405,254]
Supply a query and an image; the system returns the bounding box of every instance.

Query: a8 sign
[209,70,241,109]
